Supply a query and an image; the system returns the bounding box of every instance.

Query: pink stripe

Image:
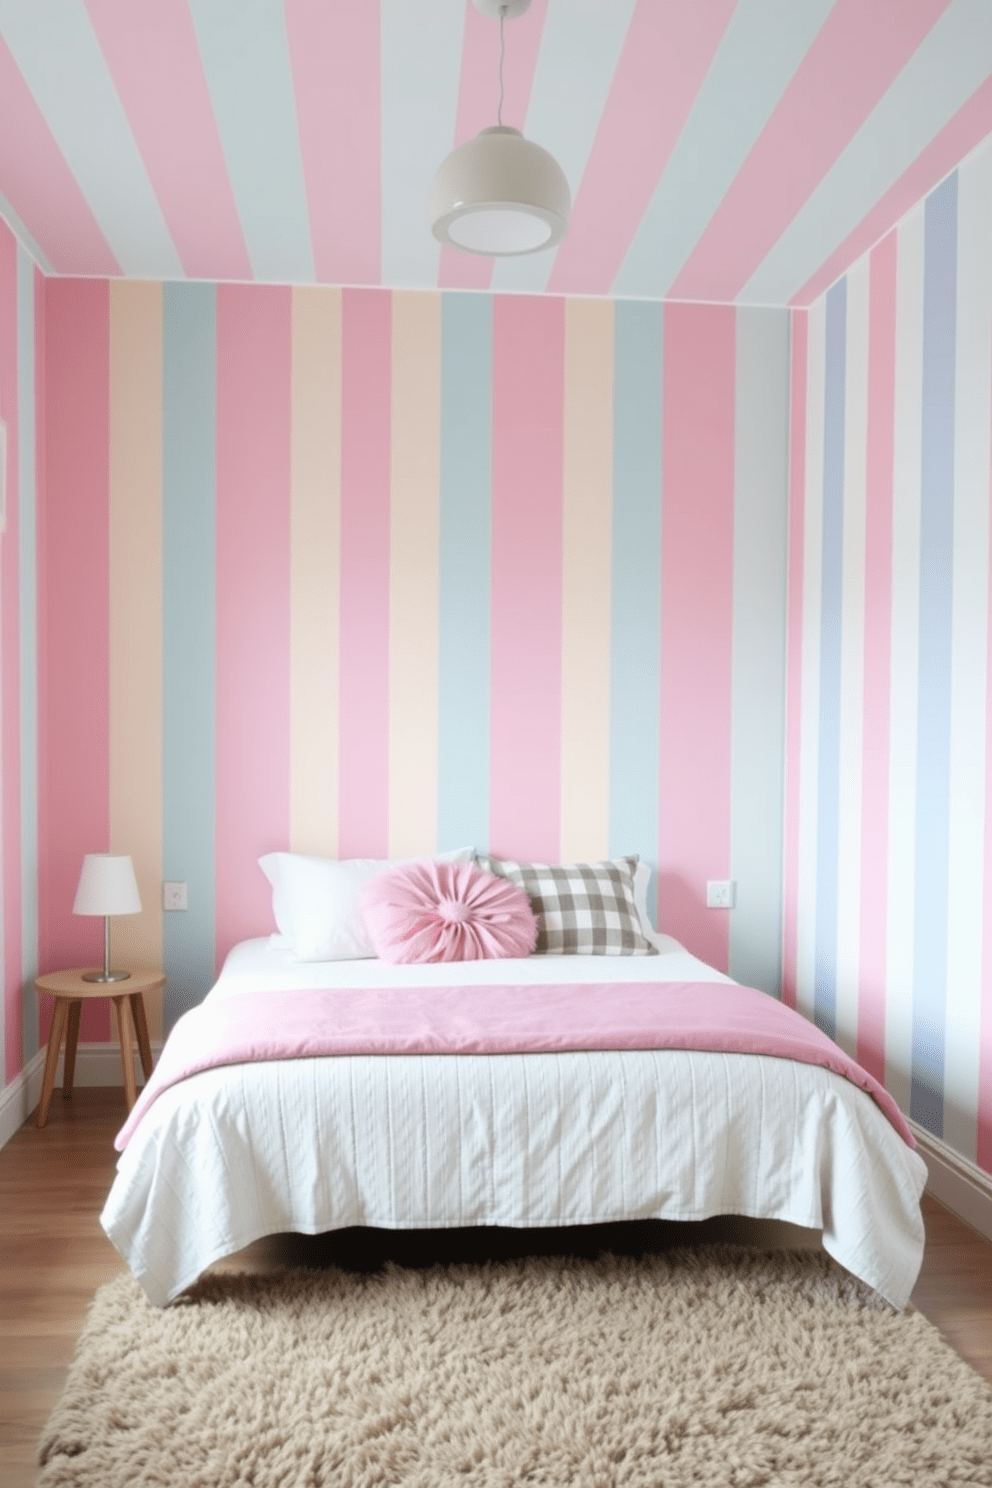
[84,0,250,282]
[547,0,735,297]
[856,235,897,1085]
[0,223,22,1081]
[33,267,46,1058]
[436,248,497,294]
[215,287,292,970]
[490,296,563,861]
[671,0,954,303]
[438,0,549,291]
[658,305,735,970]
[0,39,119,276]
[793,75,992,307]
[338,289,391,858]
[781,309,808,1011]
[39,281,111,1043]
[979,366,992,1177]
[285,0,380,285]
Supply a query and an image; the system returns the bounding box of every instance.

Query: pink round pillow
[359,858,538,964]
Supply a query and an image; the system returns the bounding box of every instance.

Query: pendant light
[431,0,570,256]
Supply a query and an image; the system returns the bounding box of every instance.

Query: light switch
[163,881,188,911]
[706,880,735,909]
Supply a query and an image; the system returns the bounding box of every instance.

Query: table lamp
[72,853,142,983]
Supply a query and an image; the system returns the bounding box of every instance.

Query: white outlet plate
[706,880,736,909]
[163,881,188,912]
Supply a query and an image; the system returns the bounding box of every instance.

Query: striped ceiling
[0,0,990,306]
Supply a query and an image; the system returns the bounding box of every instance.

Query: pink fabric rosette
[360,858,538,963]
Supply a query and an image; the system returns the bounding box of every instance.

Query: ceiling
[0,0,990,307]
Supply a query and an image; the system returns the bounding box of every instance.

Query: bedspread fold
[116,980,914,1151]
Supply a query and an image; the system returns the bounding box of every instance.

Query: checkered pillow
[475,856,657,956]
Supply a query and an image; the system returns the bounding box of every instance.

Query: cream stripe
[944,143,992,1160]
[388,291,440,859]
[885,204,925,1118]
[835,255,869,1060]
[109,281,163,1040]
[560,297,613,862]
[290,286,342,858]
[796,295,825,1025]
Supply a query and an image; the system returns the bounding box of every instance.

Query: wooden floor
[2,1089,991,1487]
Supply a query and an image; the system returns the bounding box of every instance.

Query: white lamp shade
[73,854,142,916]
[431,127,570,256]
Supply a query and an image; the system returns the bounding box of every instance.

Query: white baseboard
[909,1118,992,1244]
[0,1049,45,1147]
[0,1041,162,1149]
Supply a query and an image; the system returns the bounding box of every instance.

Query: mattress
[100,938,927,1309]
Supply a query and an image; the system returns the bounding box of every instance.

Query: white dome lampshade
[431,126,570,256]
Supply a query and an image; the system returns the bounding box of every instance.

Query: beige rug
[37,1246,992,1488]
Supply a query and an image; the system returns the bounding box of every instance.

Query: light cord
[497,5,506,126]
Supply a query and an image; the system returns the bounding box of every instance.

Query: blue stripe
[163,284,217,1030]
[437,293,492,854]
[814,279,846,1040]
[911,173,958,1135]
[610,301,661,910]
[17,247,38,1065]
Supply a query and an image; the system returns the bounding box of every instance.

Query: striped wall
[17,283,791,1070]
[784,137,992,1175]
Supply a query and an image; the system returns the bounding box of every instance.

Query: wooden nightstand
[35,968,165,1127]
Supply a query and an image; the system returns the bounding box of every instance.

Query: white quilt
[101,940,927,1309]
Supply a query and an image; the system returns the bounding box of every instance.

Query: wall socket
[706,880,736,909]
[163,881,188,912]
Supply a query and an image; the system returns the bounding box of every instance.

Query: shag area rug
[38,1246,992,1488]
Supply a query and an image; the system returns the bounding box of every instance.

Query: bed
[100,934,927,1311]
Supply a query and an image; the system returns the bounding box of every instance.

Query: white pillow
[258,848,474,961]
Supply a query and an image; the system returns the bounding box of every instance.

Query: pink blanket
[115,980,915,1151]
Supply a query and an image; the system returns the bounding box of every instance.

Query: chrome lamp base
[81,915,131,983]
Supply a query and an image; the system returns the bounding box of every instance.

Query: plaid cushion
[475,855,657,956]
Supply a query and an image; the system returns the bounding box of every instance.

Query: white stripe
[728,307,790,998]
[834,254,868,1059]
[381,0,464,290]
[0,196,54,277]
[17,245,38,1068]
[490,0,638,295]
[795,295,826,1024]
[615,0,835,300]
[885,204,925,1118]
[944,143,992,1161]
[0,0,183,278]
[189,0,314,282]
[741,0,992,306]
